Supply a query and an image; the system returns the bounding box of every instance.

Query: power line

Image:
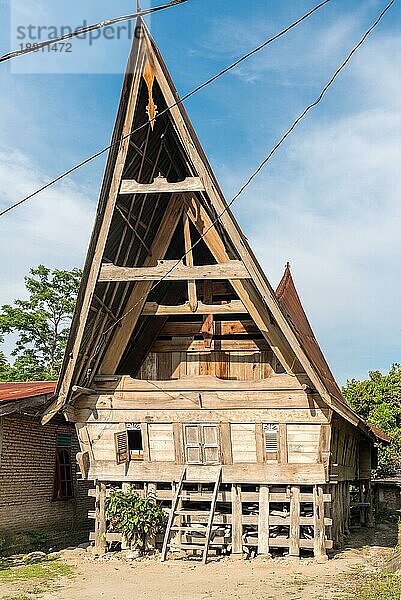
[0,0,332,219]
[89,0,396,364]
[0,0,188,64]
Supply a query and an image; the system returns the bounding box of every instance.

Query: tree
[342,364,401,477]
[0,265,82,381]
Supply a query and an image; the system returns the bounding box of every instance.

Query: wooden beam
[120,176,204,195]
[99,194,184,374]
[115,205,152,255]
[258,485,270,556]
[98,260,249,282]
[160,320,258,337]
[150,338,269,352]
[94,372,310,391]
[183,212,198,312]
[313,485,327,559]
[289,485,300,557]
[231,483,243,557]
[41,37,146,424]
[142,300,248,315]
[201,281,213,348]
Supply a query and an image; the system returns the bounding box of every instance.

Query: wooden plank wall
[330,417,360,481]
[138,350,280,381]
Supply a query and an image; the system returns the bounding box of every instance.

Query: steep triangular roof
[275,264,345,405]
[42,19,365,430]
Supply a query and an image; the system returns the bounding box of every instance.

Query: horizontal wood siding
[287,424,321,464]
[148,423,175,462]
[231,424,257,463]
[138,350,278,381]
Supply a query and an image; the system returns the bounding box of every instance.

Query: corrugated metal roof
[0,381,56,403]
[275,263,346,406]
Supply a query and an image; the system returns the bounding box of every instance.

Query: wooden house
[42,18,379,561]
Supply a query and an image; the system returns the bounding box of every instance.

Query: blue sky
[0,0,400,384]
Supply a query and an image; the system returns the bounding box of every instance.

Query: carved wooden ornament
[143,56,157,129]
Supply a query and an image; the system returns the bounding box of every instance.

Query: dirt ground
[1,524,399,600]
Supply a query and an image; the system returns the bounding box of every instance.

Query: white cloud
[221,32,401,383]
[0,148,95,304]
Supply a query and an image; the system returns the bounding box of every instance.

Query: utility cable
[88,0,396,364]
[0,0,188,64]
[0,0,332,218]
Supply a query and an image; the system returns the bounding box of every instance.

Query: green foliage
[343,364,401,477]
[106,487,166,553]
[0,265,81,381]
[28,531,52,552]
[343,572,401,600]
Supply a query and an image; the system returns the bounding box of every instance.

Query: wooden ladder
[161,466,222,564]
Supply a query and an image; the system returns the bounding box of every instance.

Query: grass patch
[344,572,401,600]
[2,596,33,600]
[0,556,72,583]
[2,595,33,600]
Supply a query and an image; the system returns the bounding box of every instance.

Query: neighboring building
[0,382,90,552]
[372,479,401,511]
[43,18,380,561]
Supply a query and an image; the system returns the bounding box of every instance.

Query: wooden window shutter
[114,431,129,465]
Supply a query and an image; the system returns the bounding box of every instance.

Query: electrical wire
[89,0,396,366]
[0,0,332,219]
[0,0,188,64]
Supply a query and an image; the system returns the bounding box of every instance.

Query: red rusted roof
[275,264,346,406]
[0,381,56,403]
[367,423,391,444]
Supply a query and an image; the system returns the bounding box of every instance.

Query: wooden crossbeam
[151,338,269,352]
[160,320,258,336]
[120,176,204,195]
[142,300,248,315]
[98,260,249,282]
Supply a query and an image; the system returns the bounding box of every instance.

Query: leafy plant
[106,487,166,554]
[28,530,52,552]
[343,364,401,477]
[0,265,81,381]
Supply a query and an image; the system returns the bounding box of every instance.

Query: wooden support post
[147,483,157,550]
[289,485,300,557]
[278,423,287,464]
[94,482,107,554]
[359,481,366,526]
[183,213,198,312]
[201,281,213,349]
[313,485,327,560]
[258,484,270,556]
[344,481,350,536]
[330,483,338,547]
[364,480,374,527]
[231,483,243,558]
[121,483,130,550]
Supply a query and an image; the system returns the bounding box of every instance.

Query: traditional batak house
[42,19,378,562]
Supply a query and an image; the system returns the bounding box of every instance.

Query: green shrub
[28,530,52,552]
[106,487,166,554]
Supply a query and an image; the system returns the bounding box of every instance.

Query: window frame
[262,423,279,462]
[53,445,74,501]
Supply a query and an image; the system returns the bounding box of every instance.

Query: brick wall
[0,413,91,549]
